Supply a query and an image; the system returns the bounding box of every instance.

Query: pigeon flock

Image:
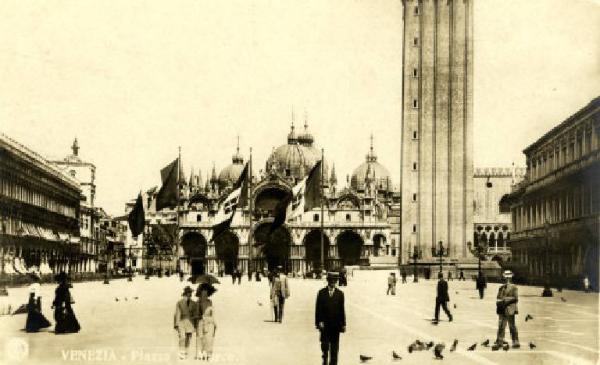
[359,326,538,362]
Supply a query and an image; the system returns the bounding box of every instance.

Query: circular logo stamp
[5,337,29,362]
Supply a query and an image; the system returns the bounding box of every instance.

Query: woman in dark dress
[52,272,80,334]
[25,292,51,332]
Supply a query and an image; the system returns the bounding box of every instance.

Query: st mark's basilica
[141,119,401,276]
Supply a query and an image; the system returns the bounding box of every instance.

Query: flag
[156,158,179,211]
[234,163,249,208]
[210,163,249,242]
[210,211,235,243]
[270,191,292,233]
[303,160,322,212]
[127,193,145,238]
[270,160,322,232]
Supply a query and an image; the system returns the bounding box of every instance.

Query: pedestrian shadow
[263,320,277,323]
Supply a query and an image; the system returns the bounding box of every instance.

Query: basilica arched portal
[214,230,240,275]
[303,229,330,271]
[254,185,292,217]
[254,222,291,271]
[337,230,364,266]
[181,232,207,276]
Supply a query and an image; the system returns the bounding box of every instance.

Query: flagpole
[176,146,181,274]
[248,147,253,276]
[320,148,325,272]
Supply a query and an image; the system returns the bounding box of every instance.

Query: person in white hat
[493,270,520,350]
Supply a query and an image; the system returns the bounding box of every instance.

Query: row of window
[0,178,77,218]
[528,125,595,181]
[513,182,600,231]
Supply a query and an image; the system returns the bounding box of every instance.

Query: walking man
[401,269,407,284]
[493,270,520,350]
[433,272,452,324]
[387,273,397,295]
[315,272,346,365]
[476,273,487,299]
[270,266,290,322]
[174,286,199,359]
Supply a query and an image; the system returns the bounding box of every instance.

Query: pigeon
[450,339,458,352]
[529,342,536,350]
[257,301,263,306]
[482,339,490,347]
[426,341,435,350]
[455,291,459,294]
[124,297,128,301]
[561,297,567,302]
[434,343,445,360]
[115,298,119,302]
[453,303,457,309]
[134,296,139,300]
[502,343,510,351]
[392,351,402,360]
[408,344,415,354]
[359,355,372,362]
[467,343,476,351]
[525,314,533,322]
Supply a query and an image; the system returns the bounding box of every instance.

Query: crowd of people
[1,263,594,364]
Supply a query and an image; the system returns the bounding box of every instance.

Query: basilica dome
[218,143,245,189]
[350,137,391,192]
[266,121,325,183]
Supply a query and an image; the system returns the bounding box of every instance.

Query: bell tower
[400,0,474,262]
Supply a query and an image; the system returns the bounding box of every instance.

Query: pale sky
[1,0,599,215]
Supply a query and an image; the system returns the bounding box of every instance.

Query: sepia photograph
[0,0,599,364]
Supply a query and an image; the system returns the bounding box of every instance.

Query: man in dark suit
[433,272,453,324]
[315,272,346,365]
[476,273,487,299]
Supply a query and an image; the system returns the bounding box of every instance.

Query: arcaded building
[400,0,474,263]
[473,167,525,263]
[0,133,82,279]
[142,122,400,275]
[503,97,600,289]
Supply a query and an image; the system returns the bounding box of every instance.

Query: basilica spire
[71,138,79,156]
[287,107,298,144]
[232,135,244,164]
[366,133,377,162]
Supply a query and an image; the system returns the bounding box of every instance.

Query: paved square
[1,271,598,365]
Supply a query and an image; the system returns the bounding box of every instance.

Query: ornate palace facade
[473,167,525,263]
[141,122,400,275]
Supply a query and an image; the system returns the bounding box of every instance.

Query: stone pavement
[0,270,598,365]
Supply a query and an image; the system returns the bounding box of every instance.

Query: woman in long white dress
[195,283,217,361]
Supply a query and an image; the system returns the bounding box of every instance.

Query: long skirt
[54,307,80,334]
[196,320,216,356]
[26,310,51,332]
